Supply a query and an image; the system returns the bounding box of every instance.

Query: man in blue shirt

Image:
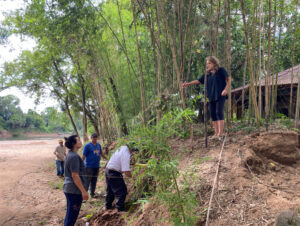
[82,133,107,198]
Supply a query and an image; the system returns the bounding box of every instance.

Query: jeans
[56,160,64,176]
[105,169,127,211]
[64,192,82,226]
[84,168,99,196]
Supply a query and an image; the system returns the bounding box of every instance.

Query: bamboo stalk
[205,136,227,226]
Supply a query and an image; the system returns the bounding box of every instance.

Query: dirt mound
[89,209,126,226]
[250,132,300,165]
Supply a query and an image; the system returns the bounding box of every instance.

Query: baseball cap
[91,133,98,138]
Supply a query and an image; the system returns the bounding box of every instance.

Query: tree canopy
[0,0,299,140]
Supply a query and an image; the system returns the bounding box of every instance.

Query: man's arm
[54,147,58,156]
[82,144,88,161]
[124,171,132,178]
[100,153,108,160]
[121,150,131,177]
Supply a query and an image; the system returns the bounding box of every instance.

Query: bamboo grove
[1,0,299,142]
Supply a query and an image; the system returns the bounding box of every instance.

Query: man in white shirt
[105,143,138,212]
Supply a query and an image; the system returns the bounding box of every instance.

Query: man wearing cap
[82,133,107,198]
[54,139,66,177]
[105,143,138,212]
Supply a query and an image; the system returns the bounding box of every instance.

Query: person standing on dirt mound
[63,135,89,226]
[105,143,139,212]
[54,139,66,177]
[82,133,107,198]
[181,56,231,139]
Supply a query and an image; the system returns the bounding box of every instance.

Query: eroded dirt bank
[89,130,300,226]
[1,131,300,226]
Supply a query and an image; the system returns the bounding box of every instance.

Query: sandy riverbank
[0,139,66,225]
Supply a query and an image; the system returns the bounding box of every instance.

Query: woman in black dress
[182,56,231,139]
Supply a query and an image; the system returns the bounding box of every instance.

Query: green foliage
[49,179,64,190]
[86,214,93,221]
[276,113,292,128]
[0,95,78,134]
[133,199,150,213]
[1,0,299,142]
[125,108,199,225]
[0,95,25,129]
[228,119,260,134]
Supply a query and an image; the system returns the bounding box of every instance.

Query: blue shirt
[83,142,102,168]
[198,67,229,102]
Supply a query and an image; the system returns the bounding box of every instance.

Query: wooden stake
[204,71,208,148]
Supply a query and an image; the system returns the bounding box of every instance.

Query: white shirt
[106,146,131,172]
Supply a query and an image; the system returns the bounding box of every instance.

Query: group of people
[54,133,138,226]
[53,55,230,226]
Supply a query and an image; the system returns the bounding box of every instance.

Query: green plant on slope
[126,108,199,225]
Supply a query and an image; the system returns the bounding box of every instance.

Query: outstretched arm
[181,80,200,88]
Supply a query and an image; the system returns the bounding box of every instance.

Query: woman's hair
[206,56,220,74]
[65,135,78,150]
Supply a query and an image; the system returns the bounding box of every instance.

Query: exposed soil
[1,130,300,226]
[175,130,300,225]
[0,139,66,226]
[89,209,126,226]
[96,130,300,226]
[250,132,300,165]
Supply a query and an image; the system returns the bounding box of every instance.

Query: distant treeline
[0,94,82,134]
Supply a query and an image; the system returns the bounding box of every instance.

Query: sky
[0,0,58,113]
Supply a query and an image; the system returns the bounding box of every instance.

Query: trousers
[64,192,82,226]
[105,168,127,211]
[84,167,99,196]
[209,99,225,121]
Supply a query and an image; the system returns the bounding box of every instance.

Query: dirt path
[0,139,66,226]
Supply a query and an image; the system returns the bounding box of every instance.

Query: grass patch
[49,178,64,190]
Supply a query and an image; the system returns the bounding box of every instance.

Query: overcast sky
[0,0,58,113]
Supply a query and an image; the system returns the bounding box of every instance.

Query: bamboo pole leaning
[205,135,227,226]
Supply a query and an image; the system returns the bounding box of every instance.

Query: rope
[205,135,227,226]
